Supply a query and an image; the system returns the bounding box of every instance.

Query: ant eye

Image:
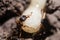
[20,15,27,22]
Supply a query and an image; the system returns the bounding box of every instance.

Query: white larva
[17,0,46,33]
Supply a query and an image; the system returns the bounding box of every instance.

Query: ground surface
[0,0,60,40]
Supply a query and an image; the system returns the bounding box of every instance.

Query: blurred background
[0,0,60,40]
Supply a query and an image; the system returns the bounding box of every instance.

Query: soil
[0,0,60,40]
